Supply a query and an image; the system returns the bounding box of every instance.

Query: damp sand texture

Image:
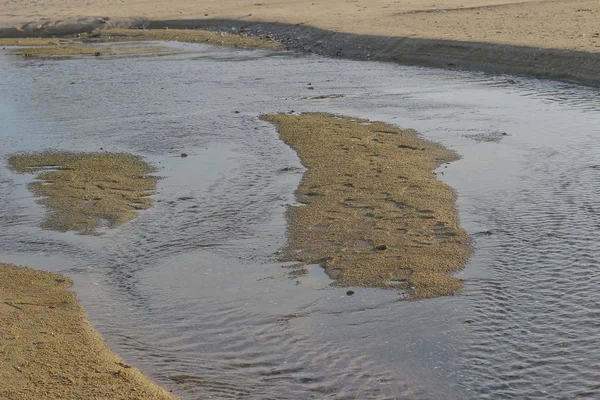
[262,113,470,299]
[12,44,172,58]
[8,151,158,234]
[97,28,282,50]
[0,263,177,400]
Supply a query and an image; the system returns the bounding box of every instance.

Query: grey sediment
[2,17,599,88]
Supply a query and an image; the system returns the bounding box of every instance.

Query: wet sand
[1,28,281,56]
[262,113,470,299]
[97,28,282,50]
[2,154,170,397]
[0,1,595,396]
[9,43,172,58]
[0,263,177,399]
[8,152,158,234]
[0,38,65,46]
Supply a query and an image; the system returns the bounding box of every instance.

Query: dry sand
[0,263,178,400]
[262,113,471,299]
[2,0,599,53]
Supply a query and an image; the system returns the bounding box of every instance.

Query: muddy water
[1,43,600,399]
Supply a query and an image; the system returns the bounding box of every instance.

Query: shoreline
[0,263,177,399]
[0,153,174,397]
[1,18,599,88]
[149,18,600,88]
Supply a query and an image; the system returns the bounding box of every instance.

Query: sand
[0,263,178,400]
[1,0,598,53]
[262,113,471,299]
[96,28,282,50]
[11,43,172,57]
[1,28,280,56]
[0,0,586,394]
[0,37,64,46]
[8,152,158,234]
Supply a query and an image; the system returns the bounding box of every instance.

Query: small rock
[180,153,188,158]
[346,290,355,296]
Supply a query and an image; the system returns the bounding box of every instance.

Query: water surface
[1,43,599,399]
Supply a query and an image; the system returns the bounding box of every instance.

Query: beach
[2,0,599,53]
[1,1,599,398]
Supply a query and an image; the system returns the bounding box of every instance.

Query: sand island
[263,113,470,299]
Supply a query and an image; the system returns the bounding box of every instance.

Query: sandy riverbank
[263,113,471,299]
[2,0,599,53]
[1,1,599,86]
[0,263,177,399]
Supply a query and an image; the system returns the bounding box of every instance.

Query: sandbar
[262,113,471,299]
[8,151,158,234]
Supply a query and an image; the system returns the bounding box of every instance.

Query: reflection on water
[1,44,600,399]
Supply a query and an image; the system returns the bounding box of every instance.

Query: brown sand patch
[262,113,470,299]
[96,28,282,50]
[13,43,172,58]
[0,38,65,46]
[8,151,158,234]
[0,263,177,400]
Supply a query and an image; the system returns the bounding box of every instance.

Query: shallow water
[1,43,600,399]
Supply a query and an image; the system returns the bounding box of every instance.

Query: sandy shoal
[2,0,599,53]
[262,113,471,299]
[0,263,177,400]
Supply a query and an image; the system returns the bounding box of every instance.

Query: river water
[1,42,599,399]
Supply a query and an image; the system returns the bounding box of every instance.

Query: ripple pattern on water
[1,44,600,399]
